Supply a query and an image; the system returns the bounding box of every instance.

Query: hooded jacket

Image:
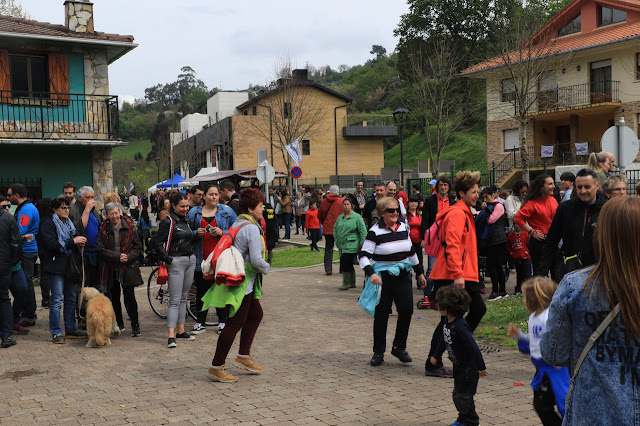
[0,208,19,274]
[318,192,345,235]
[429,201,479,283]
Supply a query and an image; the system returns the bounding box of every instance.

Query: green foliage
[475,295,530,350]
[112,139,152,162]
[270,246,339,268]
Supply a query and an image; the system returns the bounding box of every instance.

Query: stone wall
[486,118,534,167]
[92,147,112,202]
[65,1,94,33]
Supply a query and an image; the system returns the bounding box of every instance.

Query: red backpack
[202,222,251,281]
[423,219,444,257]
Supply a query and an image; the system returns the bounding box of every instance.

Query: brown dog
[82,287,120,347]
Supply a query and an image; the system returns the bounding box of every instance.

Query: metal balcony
[343,114,398,137]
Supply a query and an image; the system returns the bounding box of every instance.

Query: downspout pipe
[334,102,352,177]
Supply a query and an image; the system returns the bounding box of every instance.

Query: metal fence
[626,169,640,194]
[0,177,42,201]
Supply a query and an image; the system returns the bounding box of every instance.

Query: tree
[370,45,387,62]
[0,0,29,18]
[400,37,472,176]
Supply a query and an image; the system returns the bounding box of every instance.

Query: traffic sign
[257,164,275,183]
[601,120,640,170]
[290,166,302,179]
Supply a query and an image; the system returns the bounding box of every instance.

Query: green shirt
[333,211,367,254]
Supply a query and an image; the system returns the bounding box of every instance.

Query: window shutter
[0,50,11,102]
[48,53,69,102]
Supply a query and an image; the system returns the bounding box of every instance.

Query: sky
[26,0,409,104]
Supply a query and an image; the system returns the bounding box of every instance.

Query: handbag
[156,217,174,285]
[66,247,84,282]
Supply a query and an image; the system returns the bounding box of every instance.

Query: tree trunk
[519,119,530,183]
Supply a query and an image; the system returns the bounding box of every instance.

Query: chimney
[292,69,308,81]
[64,1,94,34]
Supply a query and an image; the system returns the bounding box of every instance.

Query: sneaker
[52,334,66,344]
[218,323,226,334]
[234,356,263,374]
[190,323,207,335]
[167,337,177,348]
[500,292,509,299]
[42,299,50,308]
[19,316,36,327]
[370,353,384,366]
[487,292,503,301]
[12,323,30,334]
[425,365,454,378]
[315,248,320,253]
[514,291,522,296]
[1,336,17,348]
[207,364,238,383]
[119,326,126,333]
[176,332,195,340]
[391,347,412,363]
[325,270,332,275]
[65,329,88,338]
[131,326,141,337]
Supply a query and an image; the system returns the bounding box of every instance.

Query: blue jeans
[10,268,27,324]
[282,213,291,239]
[48,273,78,336]
[0,272,12,339]
[423,256,437,297]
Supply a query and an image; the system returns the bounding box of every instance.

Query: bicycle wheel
[187,282,219,326]
[147,267,170,319]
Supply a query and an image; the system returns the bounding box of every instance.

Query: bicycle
[147,266,219,326]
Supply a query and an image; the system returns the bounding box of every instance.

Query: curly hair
[511,180,528,198]
[436,285,471,318]
[239,187,265,213]
[522,174,551,206]
[453,171,482,197]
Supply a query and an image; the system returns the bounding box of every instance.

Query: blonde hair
[103,191,119,205]
[585,196,640,339]
[454,171,482,197]
[376,196,399,215]
[522,277,558,312]
[587,152,607,172]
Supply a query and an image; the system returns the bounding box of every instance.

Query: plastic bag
[357,280,382,316]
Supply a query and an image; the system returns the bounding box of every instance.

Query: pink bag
[423,219,444,257]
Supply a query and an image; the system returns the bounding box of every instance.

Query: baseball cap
[429,179,437,185]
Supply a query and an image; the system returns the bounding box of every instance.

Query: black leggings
[529,237,545,276]
[533,374,563,426]
[339,253,355,273]
[194,270,228,325]
[486,244,507,293]
[373,270,413,354]
[110,279,139,328]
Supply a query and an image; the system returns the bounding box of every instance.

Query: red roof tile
[0,14,134,44]
[462,20,640,74]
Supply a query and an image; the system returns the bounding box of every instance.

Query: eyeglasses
[385,207,401,214]
[1,204,9,209]
[57,206,70,211]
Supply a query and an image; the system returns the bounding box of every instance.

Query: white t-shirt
[129,195,139,209]
[520,308,549,359]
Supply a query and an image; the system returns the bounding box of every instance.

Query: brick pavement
[1,232,541,425]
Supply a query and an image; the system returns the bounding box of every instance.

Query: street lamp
[154,156,161,183]
[393,108,409,188]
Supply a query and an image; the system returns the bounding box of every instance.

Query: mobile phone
[206,224,215,235]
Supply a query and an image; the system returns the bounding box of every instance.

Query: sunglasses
[385,207,401,214]
[1,204,9,209]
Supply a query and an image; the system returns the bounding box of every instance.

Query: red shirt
[306,209,320,229]
[200,216,220,259]
[437,193,451,212]
[397,191,408,209]
[406,210,422,243]
[514,196,558,234]
[507,231,530,261]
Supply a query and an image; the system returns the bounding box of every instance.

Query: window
[501,79,516,102]
[503,129,519,151]
[9,54,47,98]
[243,110,248,115]
[558,14,581,36]
[636,53,640,80]
[252,105,257,116]
[598,6,626,26]
[301,139,310,155]
[283,102,292,119]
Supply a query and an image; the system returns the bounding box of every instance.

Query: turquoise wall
[0,145,92,198]
[0,52,86,121]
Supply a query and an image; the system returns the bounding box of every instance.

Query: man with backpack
[419,176,456,308]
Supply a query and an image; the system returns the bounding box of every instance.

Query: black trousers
[339,253,355,273]
[453,365,480,426]
[486,244,507,294]
[427,280,486,363]
[110,278,139,328]
[533,374,562,426]
[194,270,228,325]
[411,242,424,284]
[529,237,545,276]
[373,270,413,354]
[324,235,335,273]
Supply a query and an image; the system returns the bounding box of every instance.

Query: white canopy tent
[177,167,218,187]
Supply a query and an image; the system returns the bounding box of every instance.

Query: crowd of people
[2,156,640,422]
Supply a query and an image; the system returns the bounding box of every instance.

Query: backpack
[423,219,444,257]
[202,221,251,282]
[474,205,495,255]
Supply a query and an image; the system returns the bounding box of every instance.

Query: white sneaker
[487,293,503,302]
[191,323,207,335]
[218,323,226,334]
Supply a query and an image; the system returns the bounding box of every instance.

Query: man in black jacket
[0,204,19,347]
[537,168,605,281]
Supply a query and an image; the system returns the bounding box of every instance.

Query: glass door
[591,60,612,103]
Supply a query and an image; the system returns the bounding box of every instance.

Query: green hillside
[384,130,488,174]
[112,139,152,161]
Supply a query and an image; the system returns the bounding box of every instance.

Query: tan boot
[234,355,263,374]
[207,364,238,383]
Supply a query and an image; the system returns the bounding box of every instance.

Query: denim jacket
[541,266,636,425]
[187,204,237,271]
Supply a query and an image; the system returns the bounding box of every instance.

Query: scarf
[237,213,267,259]
[99,215,136,286]
[52,213,76,254]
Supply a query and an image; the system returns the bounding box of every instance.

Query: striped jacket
[358,221,423,277]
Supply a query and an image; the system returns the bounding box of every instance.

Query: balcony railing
[519,81,620,114]
[346,114,396,127]
[343,114,397,137]
[0,91,119,140]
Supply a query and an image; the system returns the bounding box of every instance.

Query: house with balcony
[0,0,136,200]
[172,70,392,185]
[463,0,640,186]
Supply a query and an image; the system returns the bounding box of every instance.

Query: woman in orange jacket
[424,171,487,378]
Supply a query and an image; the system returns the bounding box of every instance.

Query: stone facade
[486,118,535,166]
[92,147,112,202]
[65,1,94,34]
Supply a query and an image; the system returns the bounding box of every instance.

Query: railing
[345,114,395,127]
[521,81,620,114]
[0,91,119,140]
[626,169,640,195]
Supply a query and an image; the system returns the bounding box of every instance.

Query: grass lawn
[112,139,152,161]
[475,295,530,350]
[270,245,339,268]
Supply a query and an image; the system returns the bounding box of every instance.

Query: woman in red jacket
[425,171,486,378]
[514,174,557,275]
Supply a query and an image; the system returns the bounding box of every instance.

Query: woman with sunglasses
[39,197,87,344]
[359,196,426,367]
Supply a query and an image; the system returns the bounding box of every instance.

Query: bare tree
[0,0,29,18]
[400,37,471,176]
[485,9,572,182]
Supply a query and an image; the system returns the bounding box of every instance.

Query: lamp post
[154,156,161,183]
[392,108,409,188]
[257,103,273,166]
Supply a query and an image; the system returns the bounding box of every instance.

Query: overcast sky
[26,0,409,103]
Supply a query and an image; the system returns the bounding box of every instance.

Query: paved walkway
[1,231,542,425]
